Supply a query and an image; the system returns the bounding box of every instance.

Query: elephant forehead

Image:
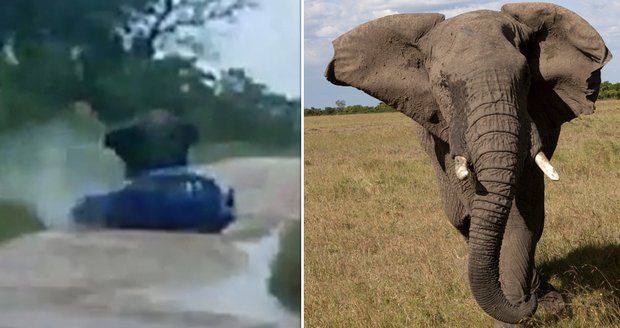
[425,10,528,59]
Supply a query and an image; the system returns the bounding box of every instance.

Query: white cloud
[305,0,620,108]
[304,38,332,66]
[303,0,500,67]
[305,0,620,73]
[371,9,400,18]
[315,25,341,38]
[439,1,502,17]
[305,1,340,17]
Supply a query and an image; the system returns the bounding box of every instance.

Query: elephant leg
[495,218,564,327]
[535,276,566,315]
[417,127,471,239]
[437,171,470,239]
[497,164,565,325]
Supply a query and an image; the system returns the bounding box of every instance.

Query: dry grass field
[304,100,620,327]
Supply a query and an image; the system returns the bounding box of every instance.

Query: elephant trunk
[463,69,537,324]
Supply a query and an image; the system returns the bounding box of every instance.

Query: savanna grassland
[304,100,620,327]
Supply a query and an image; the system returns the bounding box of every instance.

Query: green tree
[0,0,257,124]
[375,102,396,112]
[0,0,299,151]
[599,81,620,99]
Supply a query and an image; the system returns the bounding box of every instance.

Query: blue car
[71,168,236,233]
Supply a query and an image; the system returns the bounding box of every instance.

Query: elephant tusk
[454,156,469,180]
[535,152,560,181]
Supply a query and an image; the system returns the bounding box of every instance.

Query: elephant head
[325,2,612,324]
[104,109,199,178]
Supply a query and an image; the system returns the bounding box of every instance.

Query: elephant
[324,2,612,326]
[104,109,199,178]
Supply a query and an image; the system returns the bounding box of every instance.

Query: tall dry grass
[304,100,620,327]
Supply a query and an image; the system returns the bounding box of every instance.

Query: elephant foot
[536,280,567,315]
[493,320,526,328]
[493,281,566,327]
[493,291,565,327]
[537,290,566,315]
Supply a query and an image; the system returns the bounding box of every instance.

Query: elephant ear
[501,3,613,131]
[325,14,448,140]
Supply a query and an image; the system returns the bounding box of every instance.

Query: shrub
[0,199,45,243]
[268,220,301,312]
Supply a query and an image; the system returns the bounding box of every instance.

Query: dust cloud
[0,117,124,227]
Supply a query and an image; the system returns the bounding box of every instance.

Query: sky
[198,0,301,99]
[304,0,620,107]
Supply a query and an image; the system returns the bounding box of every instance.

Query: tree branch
[133,0,257,58]
[143,0,175,57]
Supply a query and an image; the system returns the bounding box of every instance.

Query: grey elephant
[324,2,612,326]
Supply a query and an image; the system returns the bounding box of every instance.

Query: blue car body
[71,168,236,233]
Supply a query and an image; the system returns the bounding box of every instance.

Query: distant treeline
[600,81,620,99]
[304,102,396,116]
[308,81,620,116]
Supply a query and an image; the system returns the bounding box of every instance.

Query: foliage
[304,102,397,116]
[0,199,44,243]
[599,81,620,100]
[0,0,299,151]
[0,0,256,59]
[309,82,620,117]
[268,220,301,312]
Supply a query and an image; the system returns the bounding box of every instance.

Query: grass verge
[0,199,45,244]
[304,100,620,327]
[269,220,302,312]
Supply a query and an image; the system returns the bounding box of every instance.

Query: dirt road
[0,157,300,328]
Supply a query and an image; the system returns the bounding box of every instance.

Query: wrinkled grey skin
[324,2,612,325]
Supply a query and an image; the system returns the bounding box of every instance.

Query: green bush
[0,199,45,243]
[307,82,620,117]
[305,102,397,116]
[599,81,620,100]
[0,1,300,152]
[268,220,301,312]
